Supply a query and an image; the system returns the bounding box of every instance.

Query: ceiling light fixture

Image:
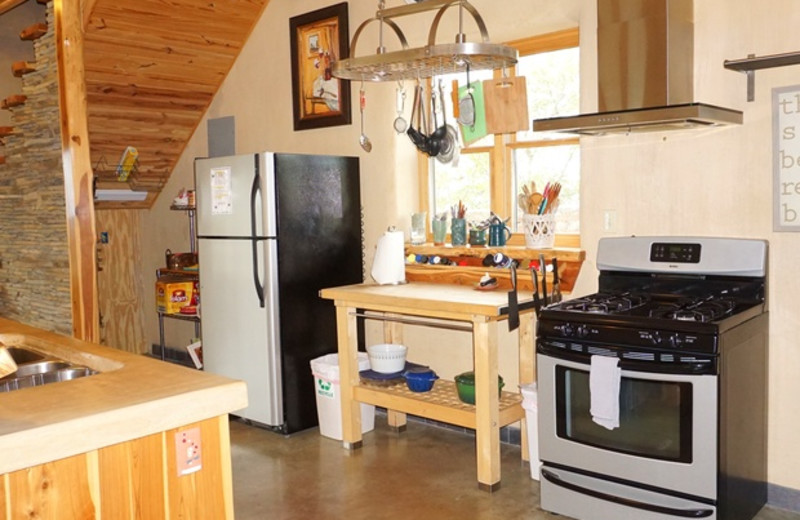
[332,0,517,82]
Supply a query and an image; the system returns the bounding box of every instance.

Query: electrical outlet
[603,210,617,232]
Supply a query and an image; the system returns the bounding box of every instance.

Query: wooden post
[54,0,100,342]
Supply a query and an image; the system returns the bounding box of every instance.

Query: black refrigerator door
[274,153,362,433]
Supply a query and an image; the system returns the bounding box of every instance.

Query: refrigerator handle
[250,166,266,308]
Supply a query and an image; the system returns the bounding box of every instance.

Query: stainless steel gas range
[536,236,769,520]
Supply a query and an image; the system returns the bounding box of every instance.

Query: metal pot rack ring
[332,0,517,82]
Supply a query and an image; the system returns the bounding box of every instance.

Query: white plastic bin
[311,353,375,440]
[520,382,540,480]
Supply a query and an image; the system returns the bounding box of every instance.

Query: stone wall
[0,3,72,335]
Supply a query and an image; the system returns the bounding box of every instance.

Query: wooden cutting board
[0,347,18,378]
[483,76,529,134]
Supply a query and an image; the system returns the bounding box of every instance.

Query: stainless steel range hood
[533,0,742,136]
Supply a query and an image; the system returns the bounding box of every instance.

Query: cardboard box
[156,279,194,314]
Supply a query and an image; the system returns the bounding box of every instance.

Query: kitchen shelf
[724,50,800,101]
[354,380,525,430]
[405,243,585,293]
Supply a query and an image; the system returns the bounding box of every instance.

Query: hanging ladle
[426,84,447,157]
[359,84,372,153]
[393,82,408,134]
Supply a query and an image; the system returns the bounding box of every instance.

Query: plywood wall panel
[96,209,146,353]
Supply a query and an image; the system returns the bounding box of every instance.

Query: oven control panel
[539,320,717,354]
[650,242,701,263]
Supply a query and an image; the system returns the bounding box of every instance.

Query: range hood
[533,0,742,136]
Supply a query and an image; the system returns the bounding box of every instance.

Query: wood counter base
[1,415,233,519]
[0,318,248,519]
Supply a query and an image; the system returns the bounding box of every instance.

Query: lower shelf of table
[352,380,525,430]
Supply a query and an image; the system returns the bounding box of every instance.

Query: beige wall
[140,0,800,493]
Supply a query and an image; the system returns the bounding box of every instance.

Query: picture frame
[290,3,351,131]
[186,341,203,369]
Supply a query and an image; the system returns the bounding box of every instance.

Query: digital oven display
[650,242,701,263]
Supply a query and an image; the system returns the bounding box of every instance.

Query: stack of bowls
[366,343,407,374]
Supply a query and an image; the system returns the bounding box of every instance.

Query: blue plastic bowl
[404,368,439,392]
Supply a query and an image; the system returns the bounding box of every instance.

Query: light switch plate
[175,427,202,476]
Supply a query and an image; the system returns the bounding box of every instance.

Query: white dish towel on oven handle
[590,355,621,430]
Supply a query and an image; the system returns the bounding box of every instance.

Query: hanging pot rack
[332,0,517,82]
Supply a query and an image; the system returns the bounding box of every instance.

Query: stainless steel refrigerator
[194,152,362,433]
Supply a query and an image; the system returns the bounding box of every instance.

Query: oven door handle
[541,468,714,518]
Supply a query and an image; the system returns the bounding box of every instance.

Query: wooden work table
[0,317,248,519]
[319,282,538,492]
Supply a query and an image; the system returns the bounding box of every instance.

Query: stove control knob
[557,323,574,337]
[669,334,684,348]
[649,332,662,345]
[576,325,590,338]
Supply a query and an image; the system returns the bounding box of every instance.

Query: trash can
[520,382,540,480]
[311,353,375,440]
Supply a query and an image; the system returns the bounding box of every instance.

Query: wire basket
[522,214,556,249]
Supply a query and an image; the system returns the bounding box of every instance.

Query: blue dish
[403,368,439,392]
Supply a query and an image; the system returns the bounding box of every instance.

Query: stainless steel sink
[0,346,97,393]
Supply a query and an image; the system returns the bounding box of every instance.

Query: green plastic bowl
[454,371,505,405]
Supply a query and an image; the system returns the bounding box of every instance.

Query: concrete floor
[229,416,800,520]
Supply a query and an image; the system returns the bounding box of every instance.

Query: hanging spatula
[0,346,18,379]
[507,263,519,331]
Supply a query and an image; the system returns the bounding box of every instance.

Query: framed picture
[773,84,800,230]
[290,3,351,131]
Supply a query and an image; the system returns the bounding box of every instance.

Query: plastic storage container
[310,353,375,440]
[520,382,540,480]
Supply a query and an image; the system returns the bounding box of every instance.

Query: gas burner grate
[559,292,651,314]
[649,297,737,322]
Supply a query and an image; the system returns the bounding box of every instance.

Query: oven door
[537,353,718,500]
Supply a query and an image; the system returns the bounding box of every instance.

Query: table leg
[383,314,407,432]
[336,305,363,449]
[473,318,501,492]
[518,311,535,462]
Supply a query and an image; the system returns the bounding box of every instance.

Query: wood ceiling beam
[55,0,100,343]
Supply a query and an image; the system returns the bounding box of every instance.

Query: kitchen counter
[319,282,537,492]
[0,317,247,474]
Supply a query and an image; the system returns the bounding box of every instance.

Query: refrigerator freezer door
[194,153,276,239]
[198,237,283,426]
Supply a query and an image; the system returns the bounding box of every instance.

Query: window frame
[419,27,581,248]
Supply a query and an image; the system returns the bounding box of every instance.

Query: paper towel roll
[371,229,406,285]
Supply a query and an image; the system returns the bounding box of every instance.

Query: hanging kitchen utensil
[457,65,475,127]
[539,254,548,306]
[359,84,372,153]
[507,263,519,331]
[552,257,562,303]
[393,82,408,134]
[436,80,460,165]
[426,85,446,157]
[458,80,488,146]
[483,74,529,134]
[407,82,427,152]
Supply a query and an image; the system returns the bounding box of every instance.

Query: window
[423,28,580,244]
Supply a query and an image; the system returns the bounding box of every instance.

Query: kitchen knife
[552,257,562,303]
[539,254,548,306]
[507,263,519,331]
[531,264,541,317]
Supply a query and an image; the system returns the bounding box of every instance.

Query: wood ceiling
[4,0,271,208]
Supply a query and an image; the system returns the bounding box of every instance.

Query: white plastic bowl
[366,343,408,374]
